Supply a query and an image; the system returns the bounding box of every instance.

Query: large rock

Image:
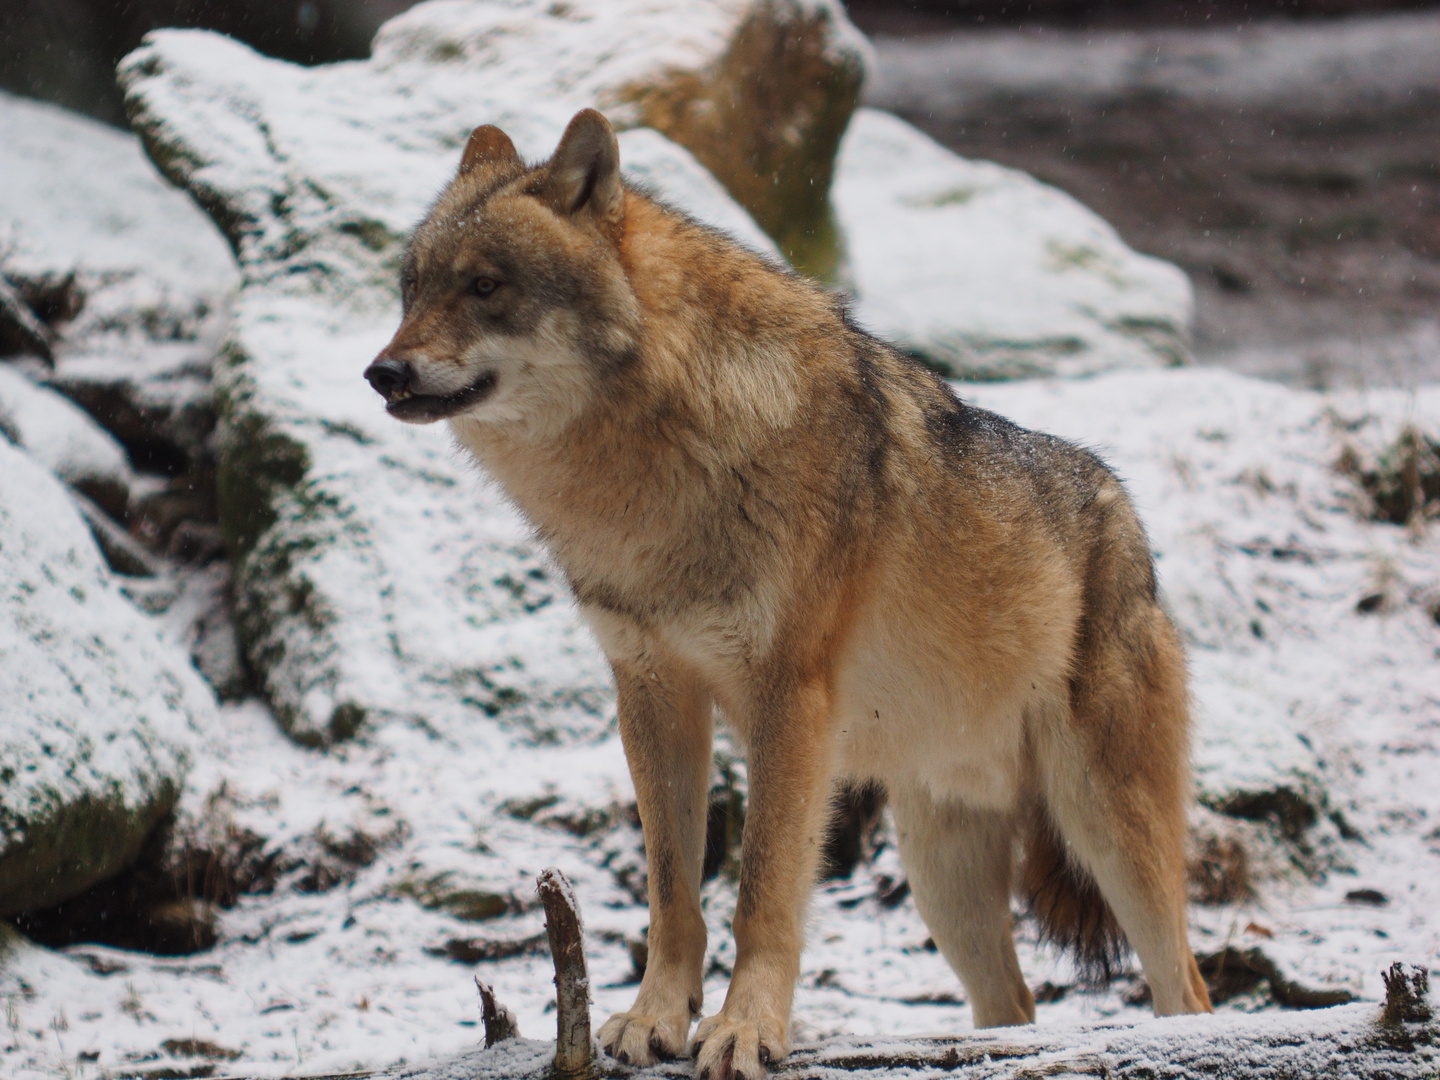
[834,109,1194,379]
[0,438,216,916]
[0,90,237,470]
[122,0,866,281]
[118,7,804,744]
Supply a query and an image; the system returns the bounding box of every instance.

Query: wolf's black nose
[365,357,413,399]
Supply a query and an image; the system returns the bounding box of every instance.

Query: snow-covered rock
[44,346,222,477]
[0,363,134,519]
[120,0,866,281]
[207,288,616,746]
[0,90,237,469]
[0,277,51,362]
[0,438,216,916]
[0,91,234,352]
[835,110,1194,379]
[371,0,867,277]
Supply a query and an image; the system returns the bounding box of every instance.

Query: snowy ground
[1,366,1435,1079]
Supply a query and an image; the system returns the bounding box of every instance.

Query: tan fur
[367,109,1212,1080]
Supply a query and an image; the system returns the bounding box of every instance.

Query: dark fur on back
[1021,809,1130,985]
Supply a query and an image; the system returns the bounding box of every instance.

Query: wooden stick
[537,867,593,1078]
[474,976,520,1048]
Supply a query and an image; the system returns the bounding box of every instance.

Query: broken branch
[474,976,520,1048]
[537,866,593,1078]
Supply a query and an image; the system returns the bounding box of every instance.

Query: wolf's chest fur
[455,406,795,697]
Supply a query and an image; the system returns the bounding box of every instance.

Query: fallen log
[376,1000,1436,1079]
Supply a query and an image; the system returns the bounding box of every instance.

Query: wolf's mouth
[386,372,498,423]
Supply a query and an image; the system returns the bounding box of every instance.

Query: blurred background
[3,0,1439,385]
[6,0,1438,122]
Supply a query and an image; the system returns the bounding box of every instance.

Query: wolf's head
[365,109,641,432]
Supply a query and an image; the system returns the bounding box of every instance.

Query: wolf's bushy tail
[1019,809,1129,985]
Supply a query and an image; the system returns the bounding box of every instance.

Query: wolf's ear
[458,125,522,177]
[535,109,623,226]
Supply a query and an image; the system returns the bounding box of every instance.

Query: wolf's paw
[598,1010,691,1067]
[691,1013,788,1080]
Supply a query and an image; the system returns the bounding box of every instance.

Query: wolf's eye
[473,277,499,297]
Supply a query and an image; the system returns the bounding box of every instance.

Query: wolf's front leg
[693,678,835,1080]
[599,662,713,1066]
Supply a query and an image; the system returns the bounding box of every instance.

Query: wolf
[365,108,1212,1080]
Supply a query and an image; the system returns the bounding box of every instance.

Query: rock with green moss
[119,0,865,284]
[394,872,515,922]
[0,439,214,916]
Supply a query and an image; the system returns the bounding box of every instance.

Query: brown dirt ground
[851,8,1440,386]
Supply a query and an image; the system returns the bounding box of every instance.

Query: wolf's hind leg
[1038,610,1211,1016]
[599,662,714,1066]
[889,784,1035,1027]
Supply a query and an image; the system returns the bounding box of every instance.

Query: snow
[0,89,237,477]
[0,364,134,513]
[0,439,214,914]
[378,1003,1437,1078]
[0,90,235,357]
[834,109,1194,378]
